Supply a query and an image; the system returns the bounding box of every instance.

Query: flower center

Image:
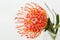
[28,20,32,24]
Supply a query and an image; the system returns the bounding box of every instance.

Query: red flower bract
[15,2,48,39]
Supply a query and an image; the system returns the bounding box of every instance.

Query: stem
[52,35,56,40]
[48,31,57,40]
[44,2,60,40]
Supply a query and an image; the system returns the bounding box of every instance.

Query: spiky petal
[15,2,48,39]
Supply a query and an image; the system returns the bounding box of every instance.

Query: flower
[15,2,48,39]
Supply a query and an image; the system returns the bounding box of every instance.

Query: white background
[0,0,60,40]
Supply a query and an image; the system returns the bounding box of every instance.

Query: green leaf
[56,14,59,26]
[48,18,55,33]
[52,9,60,34]
[44,18,55,34]
[55,24,60,34]
[52,9,59,26]
[44,2,54,15]
[44,2,60,34]
[55,24,60,29]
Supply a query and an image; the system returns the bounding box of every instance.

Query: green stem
[52,35,56,40]
[48,31,57,40]
[44,1,60,40]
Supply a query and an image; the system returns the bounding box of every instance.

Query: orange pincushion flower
[15,2,48,39]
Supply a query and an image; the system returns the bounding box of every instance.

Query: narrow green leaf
[44,18,55,34]
[55,24,60,29]
[48,18,55,34]
[52,9,60,34]
[44,2,55,24]
[44,2,53,14]
[55,24,60,34]
[56,14,59,25]
[52,9,59,25]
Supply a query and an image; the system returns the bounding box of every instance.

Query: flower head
[15,2,48,39]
